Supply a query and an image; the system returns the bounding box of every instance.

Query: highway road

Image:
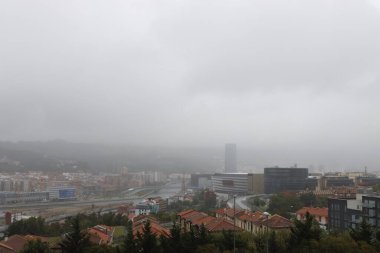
[0,184,182,210]
[0,196,143,210]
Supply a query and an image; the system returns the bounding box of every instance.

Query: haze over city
[4,1,380,253]
[2,0,380,170]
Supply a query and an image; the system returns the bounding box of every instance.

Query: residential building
[214,207,245,222]
[261,214,294,231]
[328,194,364,232]
[177,209,241,233]
[132,215,170,238]
[296,207,328,229]
[0,235,50,252]
[88,225,115,245]
[235,210,265,233]
[214,208,293,233]
[362,195,380,229]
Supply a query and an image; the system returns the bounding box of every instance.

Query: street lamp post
[233,194,236,253]
[263,211,270,253]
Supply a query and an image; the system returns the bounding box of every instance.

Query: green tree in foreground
[20,239,51,253]
[137,220,158,253]
[350,219,373,245]
[123,220,137,253]
[59,215,90,253]
[7,216,47,236]
[288,212,322,253]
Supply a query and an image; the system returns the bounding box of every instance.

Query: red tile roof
[133,221,170,238]
[24,235,49,243]
[238,211,264,223]
[87,225,115,245]
[133,214,158,223]
[180,210,204,220]
[0,235,28,252]
[0,242,15,252]
[261,214,293,229]
[192,216,216,226]
[214,208,245,218]
[205,218,242,232]
[296,207,328,218]
[186,212,208,223]
[88,229,111,245]
[132,215,170,238]
[177,209,195,217]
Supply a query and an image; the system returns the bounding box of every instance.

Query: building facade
[212,173,248,194]
[0,191,49,205]
[320,176,354,189]
[264,167,309,194]
[362,195,380,229]
[47,186,76,201]
[211,173,263,195]
[326,194,380,232]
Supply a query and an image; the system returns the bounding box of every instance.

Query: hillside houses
[178,208,293,234]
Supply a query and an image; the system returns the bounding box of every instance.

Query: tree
[350,219,374,245]
[181,226,197,253]
[198,224,210,245]
[299,193,316,207]
[203,190,217,209]
[195,244,219,253]
[137,220,157,253]
[213,230,247,252]
[319,233,376,253]
[268,231,280,253]
[20,239,51,253]
[85,245,117,253]
[160,223,185,253]
[288,212,322,253]
[123,220,137,253]
[59,215,90,253]
[7,216,47,236]
[267,194,302,218]
[252,232,266,253]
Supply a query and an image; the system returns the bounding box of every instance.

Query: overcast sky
[1,0,380,166]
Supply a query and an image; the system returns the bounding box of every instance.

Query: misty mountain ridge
[0,140,376,174]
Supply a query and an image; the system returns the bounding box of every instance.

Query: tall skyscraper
[224,143,237,173]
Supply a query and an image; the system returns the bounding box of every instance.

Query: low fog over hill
[0,141,376,173]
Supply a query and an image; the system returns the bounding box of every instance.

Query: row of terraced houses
[177,208,294,234]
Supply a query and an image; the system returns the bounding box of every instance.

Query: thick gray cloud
[1,0,380,169]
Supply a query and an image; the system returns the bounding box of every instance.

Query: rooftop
[296,207,328,217]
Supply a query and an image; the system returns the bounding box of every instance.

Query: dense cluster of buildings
[0,169,169,206]
[191,167,380,197]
